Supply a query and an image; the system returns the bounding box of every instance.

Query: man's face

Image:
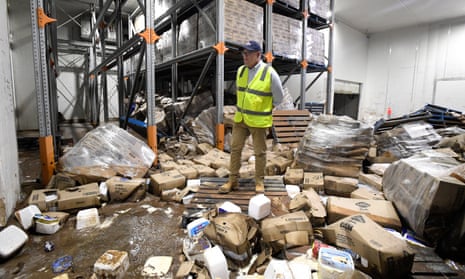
[242,50,261,68]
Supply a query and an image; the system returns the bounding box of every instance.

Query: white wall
[1,0,20,225]
[360,18,465,124]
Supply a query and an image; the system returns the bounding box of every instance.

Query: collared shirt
[246,60,284,107]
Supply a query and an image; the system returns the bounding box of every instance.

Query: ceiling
[334,0,465,34]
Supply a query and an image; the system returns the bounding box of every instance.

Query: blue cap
[239,40,262,52]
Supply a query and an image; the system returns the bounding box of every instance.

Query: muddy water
[0,197,187,278]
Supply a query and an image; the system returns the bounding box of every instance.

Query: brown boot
[218,181,238,194]
[255,182,265,193]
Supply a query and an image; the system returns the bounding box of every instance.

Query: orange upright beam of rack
[216,123,225,150]
[147,125,158,165]
[39,136,55,185]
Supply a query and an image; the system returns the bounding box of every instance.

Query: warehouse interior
[2,0,465,278]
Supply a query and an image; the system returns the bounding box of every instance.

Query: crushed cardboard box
[149,170,186,196]
[324,176,358,197]
[105,176,146,202]
[358,172,383,191]
[284,168,304,185]
[351,186,385,200]
[326,196,402,231]
[321,214,414,278]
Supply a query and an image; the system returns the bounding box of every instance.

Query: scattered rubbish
[141,256,173,278]
[44,241,55,252]
[93,250,129,279]
[204,246,229,279]
[0,225,28,259]
[318,247,354,279]
[186,217,210,238]
[52,255,73,273]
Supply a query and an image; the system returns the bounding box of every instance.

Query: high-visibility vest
[234,64,273,128]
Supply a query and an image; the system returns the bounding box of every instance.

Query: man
[219,40,284,194]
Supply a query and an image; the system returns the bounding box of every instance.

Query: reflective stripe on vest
[234,64,273,128]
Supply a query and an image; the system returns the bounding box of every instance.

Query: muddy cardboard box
[327,196,401,231]
[150,169,186,196]
[57,183,101,211]
[106,176,147,202]
[303,172,324,192]
[321,214,414,278]
[28,189,59,211]
[284,168,304,185]
[239,164,255,178]
[261,211,313,248]
[302,188,326,226]
[267,156,293,174]
[324,176,358,197]
[350,186,385,200]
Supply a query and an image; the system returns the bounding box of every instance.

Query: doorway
[333,79,361,120]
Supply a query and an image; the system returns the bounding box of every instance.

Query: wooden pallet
[272,110,312,144]
[185,177,287,213]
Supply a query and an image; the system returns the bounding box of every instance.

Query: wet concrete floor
[0,148,188,279]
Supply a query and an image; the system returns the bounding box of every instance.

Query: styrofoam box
[0,225,29,258]
[204,246,229,279]
[15,204,41,230]
[94,250,130,279]
[248,194,271,220]
[76,208,100,230]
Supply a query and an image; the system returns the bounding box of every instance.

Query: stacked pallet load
[294,115,373,178]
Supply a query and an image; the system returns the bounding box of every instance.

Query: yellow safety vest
[234,64,273,128]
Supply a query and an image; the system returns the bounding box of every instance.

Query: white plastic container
[76,208,100,230]
[0,225,29,259]
[35,214,61,234]
[15,205,41,230]
[218,201,242,213]
[318,247,354,279]
[94,250,129,279]
[264,259,294,279]
[186,217,210,238]
[203,246,229,279]
[248,194,271,220]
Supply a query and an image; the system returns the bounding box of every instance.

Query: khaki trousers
[229,121,267,185]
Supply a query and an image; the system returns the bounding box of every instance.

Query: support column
[326,0,335,114]
[264,0,274,64]
[141,0,160,163]
[299,1,309,110]
[30,0,57,185]
[214,0,227,150]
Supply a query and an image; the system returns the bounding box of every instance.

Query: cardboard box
[57,183,101,211]
[178,166,198,179]
[215,167,230,178]
[383,156,465,240]
[302,188,326,226]
[105,176,147,202]
[267,156,293,174]
[358,172,383,191]
[326,197,402,230]
[28,189,59,211]
[149,170,186,195]
[284,168,304,185]
[261,211,313,248]
[239,164,255,178]
[192,164,216,177]
[303,172,324,192]
[46,173,76,190]
[159,160,179,171]
[321,214,414,278]
[324,176,358,197]
[350,186,385,200]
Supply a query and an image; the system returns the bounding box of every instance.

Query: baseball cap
[239,40,262,52]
